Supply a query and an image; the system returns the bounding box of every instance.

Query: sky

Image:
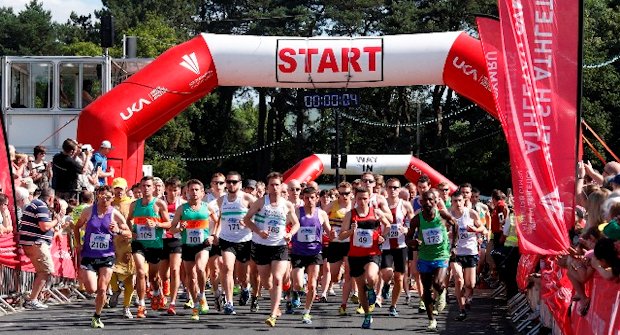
[0,0,103,23]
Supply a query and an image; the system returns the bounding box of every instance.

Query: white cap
[82,144,94,152]
[100,140,113,149]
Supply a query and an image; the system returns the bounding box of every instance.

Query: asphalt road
[0,287,514,334]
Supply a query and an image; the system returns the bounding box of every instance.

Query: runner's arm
[286,202,300,237]
[168,206,185,234]
[242,197,264,235]
[112,209,132,239]
[319,209,331,235]
[155,199,171,229]
[338,212,354,240]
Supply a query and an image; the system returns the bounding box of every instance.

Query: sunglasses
[362,179,375,183]
[442,188,450,191]
[340,191,351,196]
[212,181,225,185]
[226,180,240,184]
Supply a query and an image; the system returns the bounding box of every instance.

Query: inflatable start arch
[283,154,458,191]
[78,32,495,183]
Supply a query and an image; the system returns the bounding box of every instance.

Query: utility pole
[416,101,421,157]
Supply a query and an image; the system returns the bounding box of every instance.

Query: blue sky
[0,0,103,23]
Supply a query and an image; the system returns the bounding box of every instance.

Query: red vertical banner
[492,0,581,255]
[540,257,574,335]
[0,108,18,268]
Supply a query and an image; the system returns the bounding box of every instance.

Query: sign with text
[276,38,384,83]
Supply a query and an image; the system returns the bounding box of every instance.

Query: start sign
[276,38,384,83]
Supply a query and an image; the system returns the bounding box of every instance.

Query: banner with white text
[495,0,580,255]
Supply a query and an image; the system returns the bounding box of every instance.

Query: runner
[74,185,132,328]
[160,177,186,315]
[108,178,135,319]
[379,178,414,317]
[169,179,219,321]
[205,173,226,311]
[406,190,456,331]
[290,187,331,324]
[127,176,171,318]
[284,179,303,313]
[471,188,492,283]
[243,172,300,327]
[449,190,485,321]
[410,174,431,313]
[216,171,256,315]
[339,186,391,329]
[324,182,355,315]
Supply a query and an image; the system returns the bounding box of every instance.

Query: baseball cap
[243,179,257,189]
[100,140,113,149]
[82,144,94,152]
[603,219,620,240]
[610,174,620,186]
[112,177,128,190]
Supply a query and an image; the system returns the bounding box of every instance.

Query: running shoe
[285,301,294,314]
[356,305,365,314]
[465,297,472,310]
[291,292,301,309]
[150,295,160,311]
[123,307,134,319]
[455,309,467,321]
[350,293,359,304]
[108,291,121,308]
[367,286,377,306]
[381,283,391,300]
[361,314,373,329]
[388,306,399,317]
[328,288,336,296]
[418,299,426,313]
[167,304,176,316]
[239,288,250,306]
[265,316,277,327]
[91,317,104,329]
[214,290,223,311]
[163,280,170,296]
[199,298,209,314]
[223,302,236,315]
[23,299,48,310]
[302,313,312,324]
[137,305,147,318]
[250,296,259,312]
[374,301,382,309]
[159,296,168,311]
[319,296,328,303]
[338,305,348,316]
[427,319,438,331]
[436,289,446,313]
[432,309,439,316]
[191,308,199,321]
[184,299,194,309]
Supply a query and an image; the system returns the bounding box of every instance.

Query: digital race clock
[300,91,361,109]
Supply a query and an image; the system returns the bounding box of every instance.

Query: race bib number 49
[353,228,374,248]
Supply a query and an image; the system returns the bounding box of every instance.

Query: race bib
[266,219,282,235]
[353,228,374,248]
[89,233,110,250]
[186,229,204,245]
[227,217,242,231]
[422,227,443,245]
[298,226,317,243]
[389,224,400,238]
[137,225,156,241]
[458,227,470,240]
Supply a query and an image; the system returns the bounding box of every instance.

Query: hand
[180,221,188,231]
[147,219,157,228]
[109,167,115,176]
[206,235,215,246]
[258,230,269,239]
[330,229,338,241]
[284,233,292,243]
[109,221,119,233]
[577,161,586,179]
[351,221,358,231]
[467,225,476,233]
[378,235,385,244]
[584,160,595,176]
[399,225,408,234]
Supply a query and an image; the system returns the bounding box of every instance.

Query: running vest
[412,196,422,214]
[329,201,350,242]
[292,207,322,256]
[179,202,211,246]
[81,205,116,258]
[252,195,288,246]
[504,213,518,247]
[165,197,184,239]
[348,207,382,257]
[417,209,450,261]
[454,211,478,256]
[219,193,252,243]
[132,198,164,249]
[383,199,407,250]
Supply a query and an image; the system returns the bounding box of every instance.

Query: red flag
[492,0,581,254]
[516,253,540,292]
[540,257,574,335]
[0,106,18,268]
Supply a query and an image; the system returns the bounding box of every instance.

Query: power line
[339,104,477,128]
[418,130,503,156]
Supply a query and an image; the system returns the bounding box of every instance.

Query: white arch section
[283,154,458,191]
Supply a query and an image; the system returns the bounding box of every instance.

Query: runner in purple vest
[290,187,331,324]
[74,185,131,329]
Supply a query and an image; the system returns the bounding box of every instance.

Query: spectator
[76,144,97,192]
[243,179,258,197]
[583,160,620,186]
[585,189,610,230]
[19,188,58,310]
[15,186,30,219]
[82,80,96,107]
[29,145,52,190]
[153,177,164,198]
[0,193,12,234]
[92,140,114,186]
[52,138,92,201]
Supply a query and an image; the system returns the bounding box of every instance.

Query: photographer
[52,138,92,201]
[29,145,52,190]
